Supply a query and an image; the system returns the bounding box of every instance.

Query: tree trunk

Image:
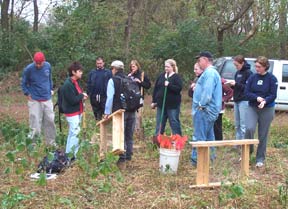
[124,0,136,60]
[279,0,287,59]
[10,0,14,31]
[33,0,39,32]
[1,0,10,31]
[216,0,254,56]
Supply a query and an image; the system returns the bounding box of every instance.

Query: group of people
[21,51,278,168]
[189,52,277,168]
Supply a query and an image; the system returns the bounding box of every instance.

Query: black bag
[53,86,64,131]
[37,150,70,174]
[54,86,64,114]
[115,75,143,112]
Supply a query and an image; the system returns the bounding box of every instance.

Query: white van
[215,57,288,111]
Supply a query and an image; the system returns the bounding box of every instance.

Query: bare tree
[279,0,288,59]
[33,0,39,32]
[216,0,254,56]
[1,0,10,31]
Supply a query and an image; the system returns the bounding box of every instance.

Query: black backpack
[115,75,143,112]
[54,86,64,131]
[37,150,70,174]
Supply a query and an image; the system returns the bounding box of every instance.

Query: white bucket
[159,148,181,174]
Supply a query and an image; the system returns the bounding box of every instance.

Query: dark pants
[214,113,223,141]
[90,96,106,120]
[119,111,136,161]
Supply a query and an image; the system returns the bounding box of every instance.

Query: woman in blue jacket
[245,56,278,168]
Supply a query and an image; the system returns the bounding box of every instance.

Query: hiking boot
[117,159,126,170]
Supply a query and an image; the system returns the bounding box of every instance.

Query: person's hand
[191,83,196,91]
[164,80,169,86]
[134,78,141,83]
[229,80,236,86]
[257,97,265,103]
[258,100,266,109]
[83,92,88,100]
[151,103,157,109]
[103,114,109,120]
[27,95,32,101]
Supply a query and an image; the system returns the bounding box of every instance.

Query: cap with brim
[195,51,213,59]
[34,52,45,63]
[111,60,124,69]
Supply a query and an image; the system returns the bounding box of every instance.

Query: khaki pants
[28,99,56,145]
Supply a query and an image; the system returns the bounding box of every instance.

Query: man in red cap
[21,51,56,146]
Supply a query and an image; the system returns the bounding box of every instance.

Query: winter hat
[111,60,124,69]
[33,52,46,63]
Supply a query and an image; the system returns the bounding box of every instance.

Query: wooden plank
[189,180,257,188]
[241,144,249,176]
[196,147,210,185]
[189,139,259,147]
[112,111,125,153]
[96,109,125,126]
[99,123,107,158]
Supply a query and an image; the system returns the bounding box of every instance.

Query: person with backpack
[61,62,88,158]
[151,59,183,137]
[104,60,137,166]
[21,51,56,146]
[87,56,112,120]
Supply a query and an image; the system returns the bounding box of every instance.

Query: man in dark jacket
[104,60,136,166]
[87,56,112,120]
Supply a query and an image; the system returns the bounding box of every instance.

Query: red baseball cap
[33,52,45,63]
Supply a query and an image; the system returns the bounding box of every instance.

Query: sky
[15,0,60,24]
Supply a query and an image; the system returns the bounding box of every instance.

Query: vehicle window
[283,64,288,83]
[221,60,236,79]
[220,59,273,80]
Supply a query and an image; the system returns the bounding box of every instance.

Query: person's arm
[104,79,115,115]
[265,75,278,104]
[167,74,182,94]
[245,75,258,101]
[48,63,53,93]
[63,82,84,105]
[21,66,31,98]
[198,73,215,107]
[222,79,233,102]
[140,73,151,89]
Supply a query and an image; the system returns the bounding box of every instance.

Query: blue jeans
[119,111,136,161]
[155,105,182,136]
[234,101,248,139]
[191,109,216,164]
[65,114,81,157]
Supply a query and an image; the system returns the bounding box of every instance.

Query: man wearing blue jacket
[190,51,222,166]
[21,52,56,146]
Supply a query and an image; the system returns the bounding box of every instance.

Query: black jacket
[152,72,182,109]
[128,69,151,91]
[61,78,84,114]
[233,62,252,102]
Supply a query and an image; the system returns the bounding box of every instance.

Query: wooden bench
[96,109,125,157]
[189,139,259,188]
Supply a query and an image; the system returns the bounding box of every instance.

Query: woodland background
[1,0,288,85]
[1,1,288,208]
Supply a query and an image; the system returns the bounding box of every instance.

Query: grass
[0,81,288,208]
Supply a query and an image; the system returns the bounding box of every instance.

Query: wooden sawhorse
[189,139,259,188]
[96,109,125,157]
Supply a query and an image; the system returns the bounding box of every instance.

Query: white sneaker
[256,162,264,168]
